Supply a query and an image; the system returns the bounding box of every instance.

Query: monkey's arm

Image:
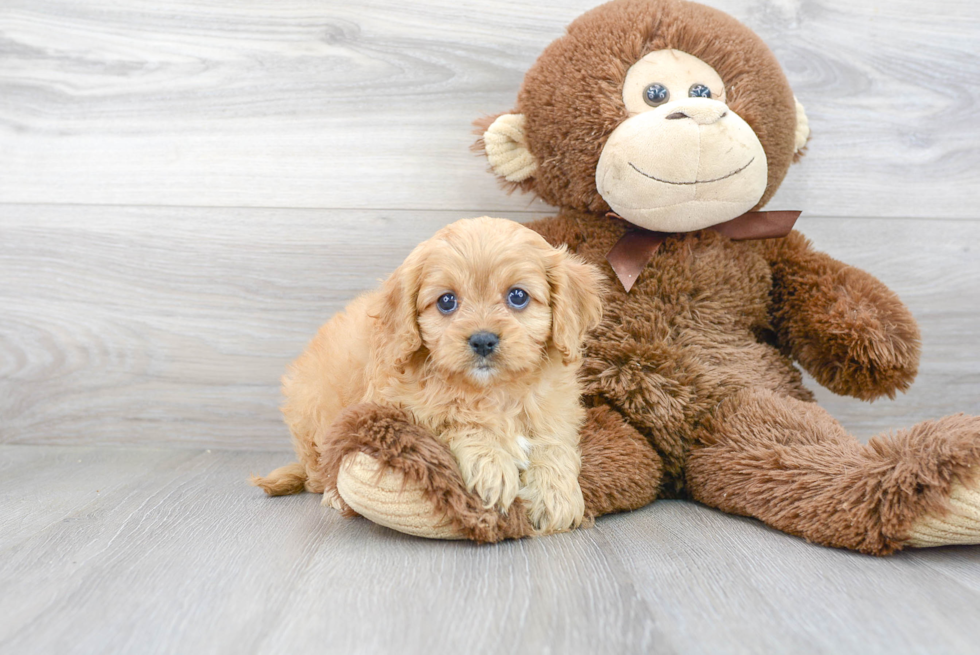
[757,230,921,401]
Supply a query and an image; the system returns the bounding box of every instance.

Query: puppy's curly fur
[253,217,605,534]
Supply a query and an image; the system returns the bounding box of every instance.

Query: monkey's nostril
[469,331,499,358]
[668,107,726,125]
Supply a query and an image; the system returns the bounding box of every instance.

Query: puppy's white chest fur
[397,377,541,448]
[515,435,532,470]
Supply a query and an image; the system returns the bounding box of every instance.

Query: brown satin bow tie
[605,210,801,292]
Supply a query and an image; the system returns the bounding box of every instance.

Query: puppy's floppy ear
[374,245,425,370]
[547,247,605,364]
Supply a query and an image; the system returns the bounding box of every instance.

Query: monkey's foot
[906,477,980,548]
[336,453,463,539]
[320,403,534,543]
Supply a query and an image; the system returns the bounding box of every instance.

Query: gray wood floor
[2,0,980,653]
[4,445,980,655]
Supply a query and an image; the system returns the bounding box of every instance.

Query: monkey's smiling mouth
[629,157,755,186]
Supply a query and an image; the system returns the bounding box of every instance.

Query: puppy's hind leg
[257,293,375,499]
[251,462,308,496]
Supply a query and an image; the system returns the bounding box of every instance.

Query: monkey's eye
[506,288,530,310]
[436,292,458,314]
[643,83,670,107]
[689,84,712,99]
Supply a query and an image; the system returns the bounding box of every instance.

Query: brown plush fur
[688,390,980,554]
[759,231,922,400]
[578,404,664,517]
[533,212,821,497]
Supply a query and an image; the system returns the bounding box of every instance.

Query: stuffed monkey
[261,0,980,555]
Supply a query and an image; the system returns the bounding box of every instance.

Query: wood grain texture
[2,205,978,448]
[598,503,980,654]
[3,445,980,655]
[0,446,663,655]
[1,0,979,217]
[0,204,515,447]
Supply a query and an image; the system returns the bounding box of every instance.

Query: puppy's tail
[251,462,308,496]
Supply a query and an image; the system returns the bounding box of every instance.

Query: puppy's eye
[436,292,457,314]
[506,287,530,310]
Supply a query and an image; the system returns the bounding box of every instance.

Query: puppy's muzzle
[469,331,499,358]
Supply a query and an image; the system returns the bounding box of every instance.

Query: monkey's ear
[794,97,810,155]
[483,113,538,183]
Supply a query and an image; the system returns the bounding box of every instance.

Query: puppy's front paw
[521,469,586,535]
[457,451,521,512]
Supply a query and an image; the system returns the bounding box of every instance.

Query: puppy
[253,217,604,533]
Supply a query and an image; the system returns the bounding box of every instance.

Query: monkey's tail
[251,462,308,496]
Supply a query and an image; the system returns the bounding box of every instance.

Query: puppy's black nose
[469,331,499,358]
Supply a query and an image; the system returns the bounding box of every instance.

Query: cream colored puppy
[253,217,604,534]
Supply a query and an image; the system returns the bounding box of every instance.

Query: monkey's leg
[319,403,663,541]
[579,405,664,518]
[686,388,980,555]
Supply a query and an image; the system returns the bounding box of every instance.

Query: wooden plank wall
[1,0,978,448]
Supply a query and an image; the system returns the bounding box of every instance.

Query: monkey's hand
[763,232,921,401]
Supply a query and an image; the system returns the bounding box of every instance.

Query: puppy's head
[374,217,604,385]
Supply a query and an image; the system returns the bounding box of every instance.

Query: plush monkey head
[479,0,809,233]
